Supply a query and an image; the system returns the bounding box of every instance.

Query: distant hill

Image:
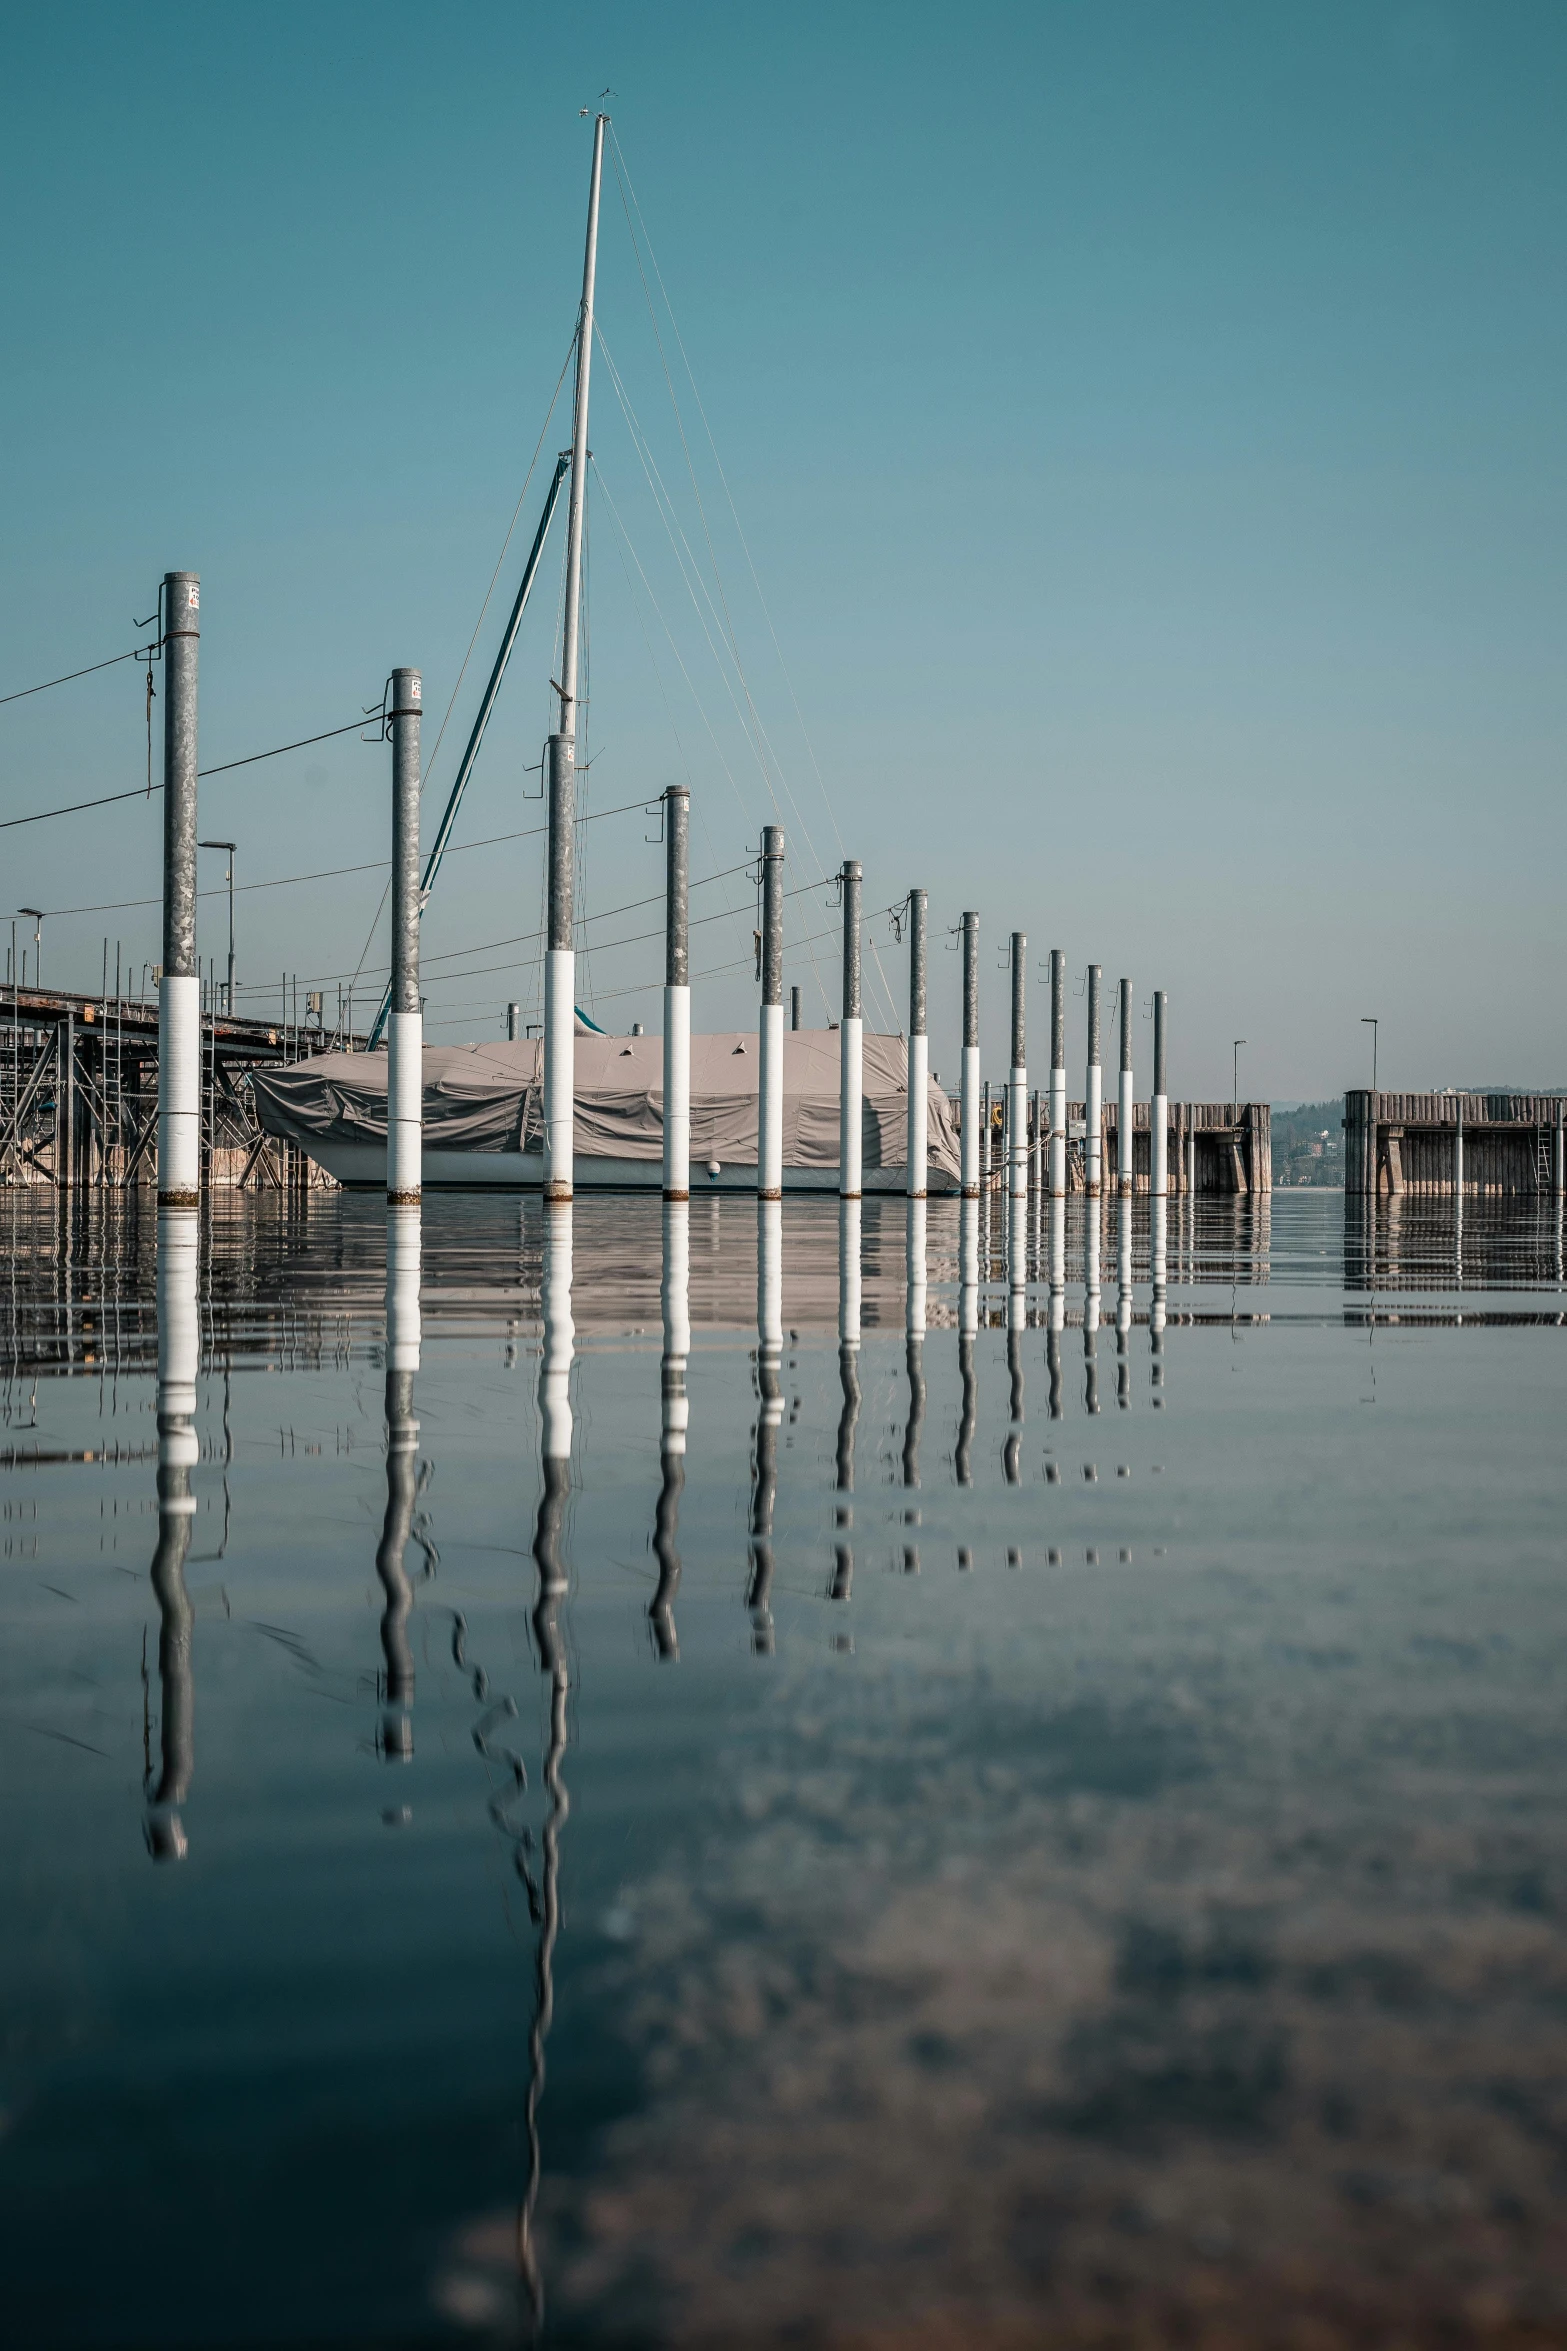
[1271,1098,1343,1188]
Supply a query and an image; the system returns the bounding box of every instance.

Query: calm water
[3,1189,1566,2349]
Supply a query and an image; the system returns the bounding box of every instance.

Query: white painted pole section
[661,1200,690,1450]
[156,1208,201,1430]
[839,1195,862,1351]
[1049,948,1066,1198]
[664,987,690,1198]
[158,977,201,1203]
[907,1196,927,1340]
[959,1195,979,1338]
[539,1205,574,1465]
[387,1013,422,1203]
[1150,1195,1168,1335]
[544,950,574,1189]
[1152,991,1169,1199]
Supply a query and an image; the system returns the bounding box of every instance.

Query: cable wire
[0,643,158,708]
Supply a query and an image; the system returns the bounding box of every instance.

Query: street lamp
[18,909,43,993]
[1232,1038,1247,1121]
[199,843,237,1014]
[1361,1017,1378,1094]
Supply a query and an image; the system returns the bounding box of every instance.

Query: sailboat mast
[544,110,607,1204]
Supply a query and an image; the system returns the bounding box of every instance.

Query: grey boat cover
[252,1029,961,1181]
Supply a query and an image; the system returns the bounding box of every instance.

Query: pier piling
[1085,965,1103,1198]
[157,571,201,1209]
[1049,949,1066,1197]
[960,913,979,1200]
[907,889,928,1199]
[1118,978,1134,1195]
[1009,933,1027,1207]
[387,667,422,1206]
[758,826,784,1201]
[1152,991,1168,1198]
[839,860,862,1200]
[662,785,690,1201]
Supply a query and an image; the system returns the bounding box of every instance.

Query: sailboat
[255,115,957,1195]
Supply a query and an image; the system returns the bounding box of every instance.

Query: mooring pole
[1049,948,1066,1197]
[839,859,862,1200]
[1454,1094,1464,1201]
[907,889,928,1199]
[1008,932,1027,1208]
[507,1002,520,1042]
[387,667,422,1207]
[1118,978,1134,1194]
[1152,990,1169,1198]
[544,112,607,1205]
[960,914,980,1199]
[157,570,201,1209]
[758,826,785,1200]
[790,984,802,1032]
[663,785,690,1201]
[1085,965,1103,1198]
[1556,1099,1564,1198]
[980,1079,991,1191]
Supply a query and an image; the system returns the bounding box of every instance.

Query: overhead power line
[0,643,158,708]
[1,716,374,832]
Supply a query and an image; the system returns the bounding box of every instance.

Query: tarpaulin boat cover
[252,1029,962,1180]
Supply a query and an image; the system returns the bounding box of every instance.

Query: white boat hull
[308,1140,939,1194]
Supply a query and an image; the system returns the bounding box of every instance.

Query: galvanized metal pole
[960,912,980,1200]
[758,826,785,1200]
[1454,1094,1464,1200]
[907,889,928,1199]
[507,1002,520,1042]
[158,570,201,1208]
[1117,977,1134,1194]
[839,859,862,1200]
[1151,990,1169,1198]
[1008,933,1027,1206]
[1049,948,1066,1197]
[387,667,422,1207]
[662,784,691,1201]
[544,112,607,1206]
[1085,965,1103,1198]
[790,984,802,1032]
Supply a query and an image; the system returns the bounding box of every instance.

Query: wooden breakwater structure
[1,985,361,1194]
[975,1095,1271,1196]
[1344,1090,1567,1199]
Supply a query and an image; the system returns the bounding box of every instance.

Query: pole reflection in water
[520,1203,575,2336]
[832,1197,861,1602]
[1150,1194,1168,1405]
[1004,1188,1027,1484]
[1047,1187,1065,1422]
[1116,1190,1133,1410]
[651,1201,689,1659]
[146,1208,199,1862]
[955,1196,979,1486]
[376,1206,422,1764]
[902,1197,926,1569]
[747,1198,783,1651]
[1083,1199,1102,1416]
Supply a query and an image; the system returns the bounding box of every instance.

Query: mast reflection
[832,1197,861,1602]
[1116,1190,1133,1410]
[376,1205,421,1763]
[1004,1187,1027,1484]
[902,1197,926,1568]
[1083,1199,1102,1416]
[146,1208,199,1862]
[1046,1186,1066,1421]
[519,1202,574,2336]
[747,1199,783,1652]
[1150,1193,1168,1404]
[650,1201,689,1658]
[955,1195,979,1485]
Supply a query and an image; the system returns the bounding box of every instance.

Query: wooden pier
[1344,1090,1566,1199]
[983,1098,1272,1195]
[0,987,364,1193]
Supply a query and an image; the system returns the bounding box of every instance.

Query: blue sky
[3,1,1564,1096]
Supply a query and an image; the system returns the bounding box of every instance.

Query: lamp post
[199,842,237,1014]
[18,909,42,992]
[1361,1016,1378,1093]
